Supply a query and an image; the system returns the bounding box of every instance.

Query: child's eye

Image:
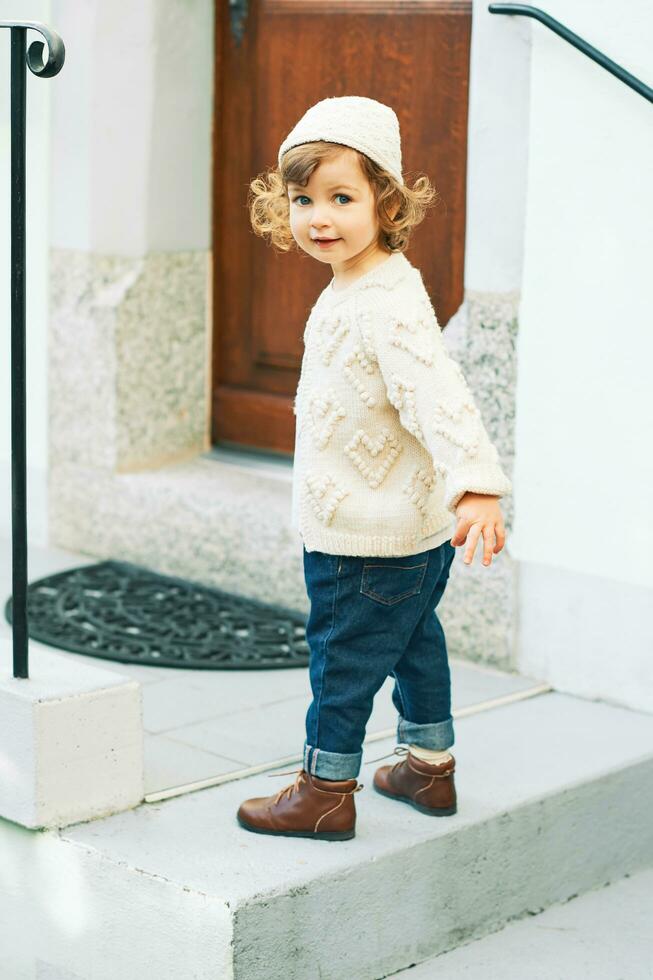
[291,194,351,205]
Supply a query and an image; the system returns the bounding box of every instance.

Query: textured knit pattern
[291,251,512,557]
[278,96,404,185]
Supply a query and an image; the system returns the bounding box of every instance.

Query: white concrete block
[0,639,144,829]
[518,560,653,712]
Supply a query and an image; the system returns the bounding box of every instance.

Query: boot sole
[236,814,355,840]
[373,782,457,816]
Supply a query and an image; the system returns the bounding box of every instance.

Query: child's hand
[451,492,506,567]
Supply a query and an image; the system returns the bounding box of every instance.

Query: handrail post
[10,26,28,679]
[1,21,65,678]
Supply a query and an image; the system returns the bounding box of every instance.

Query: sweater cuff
[444,464,513,515]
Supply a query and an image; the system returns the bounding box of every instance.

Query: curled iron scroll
[228,0,249,47]
[0,20,66,77]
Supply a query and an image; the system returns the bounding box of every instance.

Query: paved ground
[386,865,653,979]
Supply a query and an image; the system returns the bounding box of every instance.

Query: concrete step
[2,690,653,979]
[386,865,653,979]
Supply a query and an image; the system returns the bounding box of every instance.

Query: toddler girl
[237,96,512,841]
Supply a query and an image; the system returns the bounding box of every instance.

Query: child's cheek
[288,212,301,240]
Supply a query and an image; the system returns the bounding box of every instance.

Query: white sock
[408,744,452,764]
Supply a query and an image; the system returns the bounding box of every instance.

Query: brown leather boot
[371,746,457,816]
[237,767,363,840]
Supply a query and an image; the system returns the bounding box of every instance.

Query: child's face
[287,151,385,269]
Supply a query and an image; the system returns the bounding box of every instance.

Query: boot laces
[367,744,454,776]
[266,767,364,799]
[366,745,410,769]
[266,768,306,804]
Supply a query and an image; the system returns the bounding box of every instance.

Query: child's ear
[387,200,400,221]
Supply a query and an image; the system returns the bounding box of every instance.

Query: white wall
[465,0,652,710]
[507,0,653,709]
[0,0,214,545]
[466,1,531,292]
[510,0,653,589]
[49,0,214,255]
[0,1,53,543]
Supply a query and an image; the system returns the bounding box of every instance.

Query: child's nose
[310,208,331,225]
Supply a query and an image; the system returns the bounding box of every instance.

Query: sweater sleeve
[358,296,512,516]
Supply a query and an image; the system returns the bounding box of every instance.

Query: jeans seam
[393,672,408,725]
[312,557,339,753]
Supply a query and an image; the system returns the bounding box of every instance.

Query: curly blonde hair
[247,141,440,254]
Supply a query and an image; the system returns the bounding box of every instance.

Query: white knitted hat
[277,96,404,185]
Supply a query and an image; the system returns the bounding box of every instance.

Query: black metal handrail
[489,4,653,104]
[1,21,65,678]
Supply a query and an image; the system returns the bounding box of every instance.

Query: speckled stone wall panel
[115,251,209,470]
[49,249,209,473]
[50,251,121,469]
[439,290,520,669]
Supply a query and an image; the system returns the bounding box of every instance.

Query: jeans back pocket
[360,555,428,606]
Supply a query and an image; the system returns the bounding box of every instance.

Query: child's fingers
[451,516,470,546]
[462,523,482,564]
[494,523,506,554]
[481,524,497,566]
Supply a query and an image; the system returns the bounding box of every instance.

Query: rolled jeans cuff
[303,740,363,780]
[397,713,454,750]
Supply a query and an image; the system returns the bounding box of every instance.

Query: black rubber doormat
[3,560,310,669]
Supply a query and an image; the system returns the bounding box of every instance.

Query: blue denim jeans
[302,539,457,780]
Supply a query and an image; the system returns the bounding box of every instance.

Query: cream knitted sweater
[291,251,512,557]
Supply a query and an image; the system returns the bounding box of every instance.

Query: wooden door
[211,0,471,456]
